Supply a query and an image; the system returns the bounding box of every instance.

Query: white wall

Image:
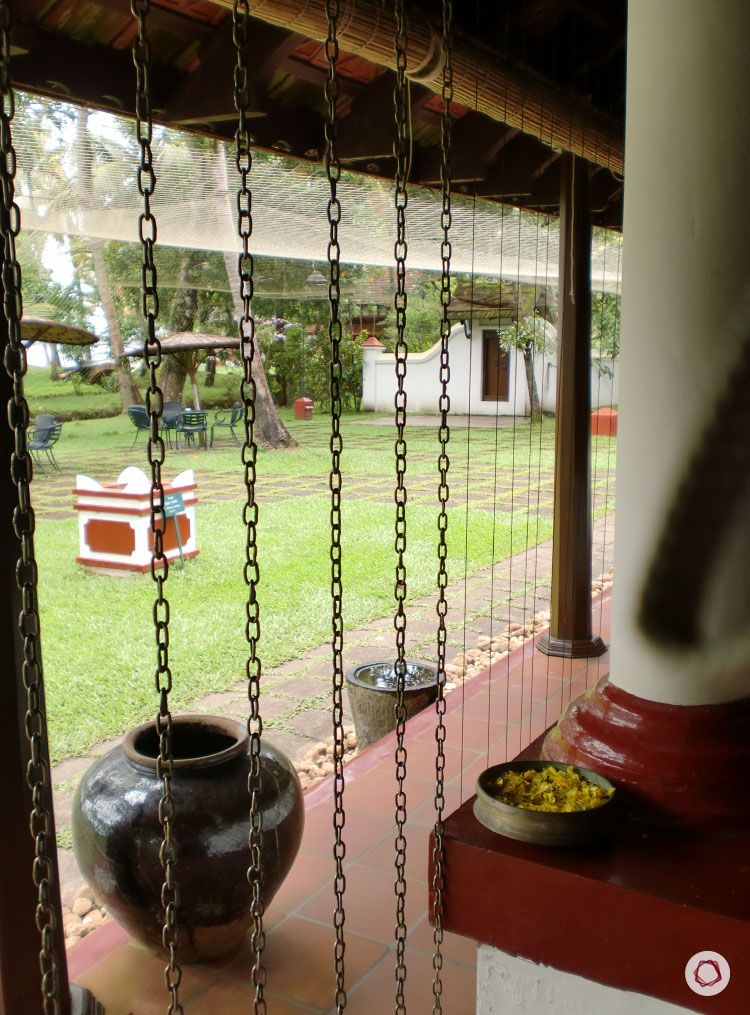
[477,947,691,1015]
[362,321,619,417]
[541,357,620,413]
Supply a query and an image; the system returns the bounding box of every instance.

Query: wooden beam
[337,70,396,161]
[225,0,624,174]
[413,115,516,185]
[474,133,554,198]
[88,0,216,42]
[538,153,607,659]
[161,19,296,124]
[9,25,175,115]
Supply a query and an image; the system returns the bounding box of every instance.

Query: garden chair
[29,418,63,475]
[176,410,209,449]
[127,405,150,448]
[210,403,242,448]
[162,401,185,449]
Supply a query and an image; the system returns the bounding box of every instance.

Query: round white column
[609,0,750,705]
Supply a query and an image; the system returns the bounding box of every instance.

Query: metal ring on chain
[130,3,183,1011]
[392,2,410,1011]
[231,3,268,1011]
[323,1,348,1011]
[0,4,62,1011]
[431,2,453,1012]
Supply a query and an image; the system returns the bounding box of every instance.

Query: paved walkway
[52,512,615,902]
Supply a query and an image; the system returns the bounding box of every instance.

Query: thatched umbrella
[127,332,240,409]
[21,317,99,347]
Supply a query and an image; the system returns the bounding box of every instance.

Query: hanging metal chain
[431,2,453,1011]
[0,6,61,1011]
[392,1,409,1011]
[232,3,267,1011]
[324,2,348,1011]
[131,4,183,1012]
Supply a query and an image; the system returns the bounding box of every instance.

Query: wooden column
[538,154,606,659]
[0,303,101,1013]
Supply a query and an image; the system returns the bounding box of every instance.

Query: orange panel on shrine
[85,520,136,556]
[148,514,191,553]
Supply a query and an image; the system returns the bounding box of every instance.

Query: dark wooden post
[538,153,606,659]
[0,304,101,1013]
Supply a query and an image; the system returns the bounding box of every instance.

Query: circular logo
[685,951,730,997]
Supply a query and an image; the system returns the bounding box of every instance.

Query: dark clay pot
[72,714,303,962]
[346,660,438,750]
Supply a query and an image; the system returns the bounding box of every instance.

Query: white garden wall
[362,322,619,416]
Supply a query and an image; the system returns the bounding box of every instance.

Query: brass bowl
[473,760,616,846]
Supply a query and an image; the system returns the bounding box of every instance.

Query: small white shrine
[74,466,198,572]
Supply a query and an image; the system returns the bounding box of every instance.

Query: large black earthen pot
[72,714,304,962]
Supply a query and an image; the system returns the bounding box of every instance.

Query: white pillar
[609,0,750,705]
[361,337,384,411]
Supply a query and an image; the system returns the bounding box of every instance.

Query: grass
[29,409,614,761]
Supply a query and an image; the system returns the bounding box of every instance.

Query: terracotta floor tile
[403,741,484,785]
[75,940,222,1015]
[301,798,391,860]
[344,765,436,818]
[407,913,478,969]
[408,781,464,828]
[191,981,323,1013]
[357,818,433,886]
[260,916,387,1010]
[346,947,476,1015]
[299,863,427,945]
[266,849,335,922]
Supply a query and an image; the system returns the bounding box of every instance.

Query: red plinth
[543,679,750,830]
[435,788,750,1013]
[294,396,314,420]
[591,406,618,436]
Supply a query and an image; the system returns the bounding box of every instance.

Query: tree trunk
[213,141,295,449]
[162,356,188,404]
[189,368,201,411]
[48,342,62,380]
[163,250,202,404]
[523,342,542,420]
[74,107,141,410]
[222,250,296,448]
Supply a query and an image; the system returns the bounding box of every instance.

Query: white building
[361,322,619,417]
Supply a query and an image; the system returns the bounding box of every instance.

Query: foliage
[499,311,556,356]
[380,272,451,353]
[260,316,363,410]
[591,292,621,359]
[23,365,238,421]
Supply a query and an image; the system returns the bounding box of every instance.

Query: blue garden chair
[210,403,242,448]
[29,416,62,474]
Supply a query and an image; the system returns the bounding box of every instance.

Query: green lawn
[28,409,615,761]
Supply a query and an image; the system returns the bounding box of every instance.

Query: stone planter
[346,660,438,750]
[72,714,303,962]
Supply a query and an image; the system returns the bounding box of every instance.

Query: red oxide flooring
[69,594,612,1013]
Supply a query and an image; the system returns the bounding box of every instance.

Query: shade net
[13,101,621,292]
